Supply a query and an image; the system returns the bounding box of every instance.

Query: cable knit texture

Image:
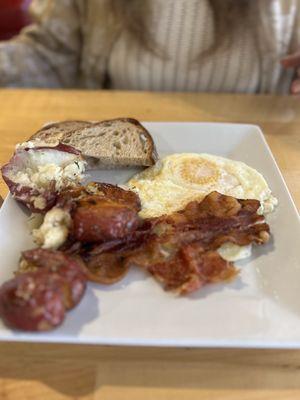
[0,0,299,93]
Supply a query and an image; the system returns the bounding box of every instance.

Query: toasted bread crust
[31,118,158,167]
[30,120,93,143]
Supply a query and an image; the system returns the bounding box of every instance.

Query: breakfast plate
[0,122,299,348]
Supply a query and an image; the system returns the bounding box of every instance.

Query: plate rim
[0,121,299,348]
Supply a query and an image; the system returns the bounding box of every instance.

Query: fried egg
[127,153,278,262]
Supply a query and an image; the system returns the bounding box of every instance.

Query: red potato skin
[0,249,88,332]
[56,183,141,213]
[1,171,57,213]
[87,183,141,212]
[0,271,66,331]
[22,249,87,309]
[1,144,83,213]
[73,200,140,243]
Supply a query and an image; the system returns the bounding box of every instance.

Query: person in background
[0,0,300,94]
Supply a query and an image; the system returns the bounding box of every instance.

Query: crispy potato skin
[0,249,87,331]
[73,199,140,243]
[0,271,66,331]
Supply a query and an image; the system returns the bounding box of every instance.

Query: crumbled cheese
[86,182,101,194]
[13,170,32,186]
[9,160,86,192]
[32,196,47,210]
[33,208,71,249]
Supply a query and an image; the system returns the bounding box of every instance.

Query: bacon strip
[84,253,129,284]
[69,192,269,294]
[62,191,271,294]
[123,191,270,294]
[152,250,236,294]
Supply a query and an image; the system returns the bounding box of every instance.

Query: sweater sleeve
[0,0,82,88]
[289,0,300,51]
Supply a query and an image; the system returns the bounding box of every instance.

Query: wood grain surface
[0,89,299,400]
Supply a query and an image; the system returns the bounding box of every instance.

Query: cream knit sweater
[0,0,299,93]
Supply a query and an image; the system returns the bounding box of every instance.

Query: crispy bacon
[123,192,270,294]
[84,253,129,284]
[150,192,270,247]
[124,233,237,294]
[86,221,154,255]
[152,191,260,227]
[70,224,152,284]
[64,191,270,294]
[146,244,237,294]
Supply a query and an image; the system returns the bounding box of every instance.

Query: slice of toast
[31,118,158,167]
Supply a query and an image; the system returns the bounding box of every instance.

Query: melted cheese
[217,243,252,262]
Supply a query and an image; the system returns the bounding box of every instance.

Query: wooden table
[0,89,299,400]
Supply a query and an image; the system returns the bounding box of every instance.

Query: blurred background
[0,0,298,93]
[0,0,31,40]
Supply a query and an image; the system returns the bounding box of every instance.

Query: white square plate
[0,122,299,348]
